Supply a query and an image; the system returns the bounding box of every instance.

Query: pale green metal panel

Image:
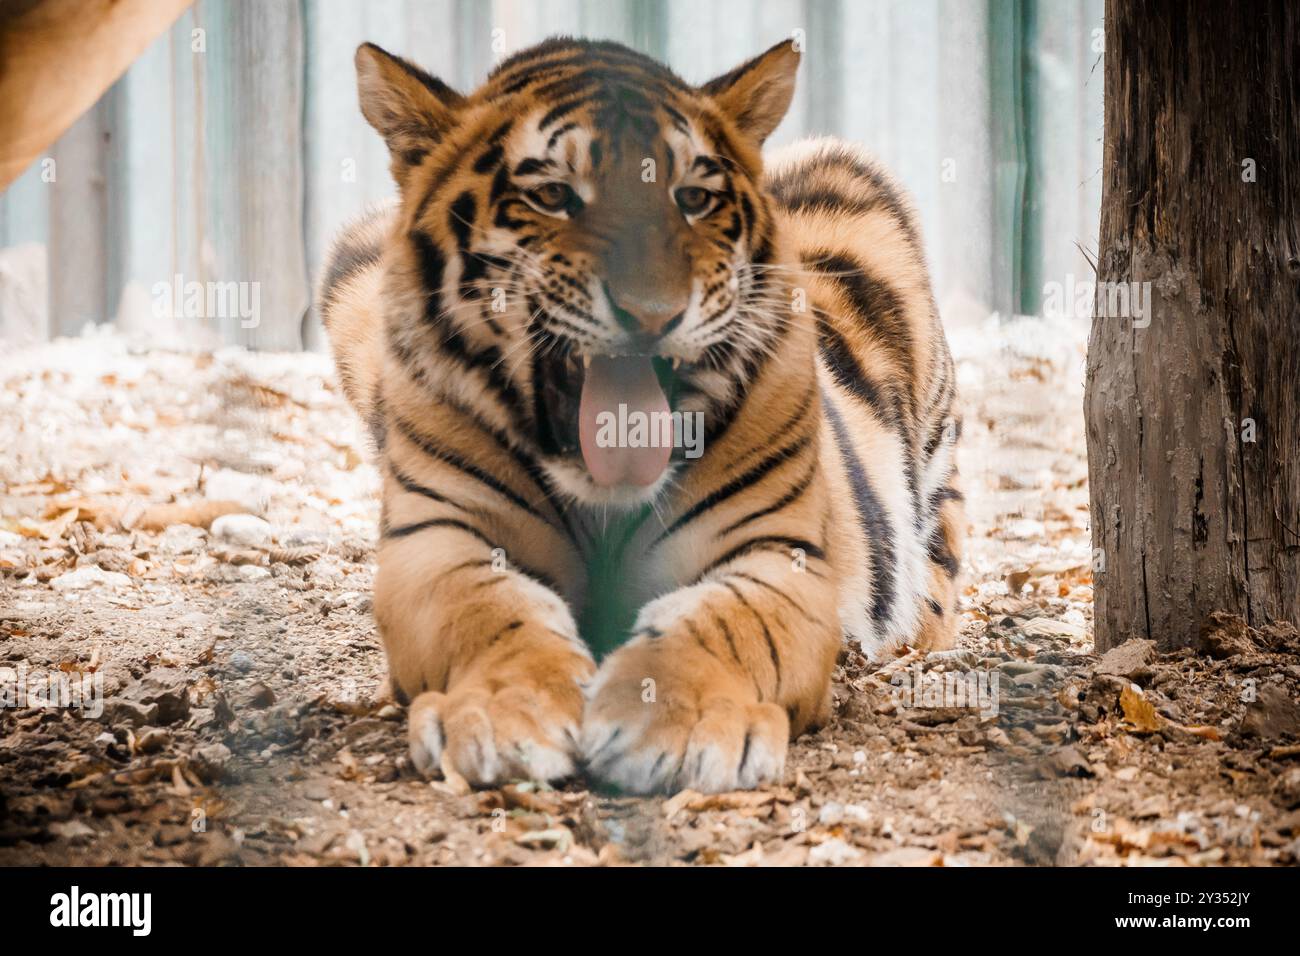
[0,161,49,248]
[194,0,310,350]
[453,0,497,89]
[48,101,110,336]
[103,25,179,338]
[167,5,208,337]
[1034,0,1105,305]
[988,0,1025,318]
[989,0,1104,318]
[493,0,585,52]
[890,0,942,262]
[936,0,995,315]
[803,0,844,139]
[0,158,52,344]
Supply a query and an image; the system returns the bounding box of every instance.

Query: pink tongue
[579,356,673,487]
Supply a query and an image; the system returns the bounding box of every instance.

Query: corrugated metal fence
[0,0,1103,350]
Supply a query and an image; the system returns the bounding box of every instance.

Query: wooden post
[1086,0,1300,651]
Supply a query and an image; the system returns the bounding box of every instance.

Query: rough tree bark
[1087,0,1300,652]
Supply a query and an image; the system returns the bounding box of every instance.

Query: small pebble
[211,513,274,550]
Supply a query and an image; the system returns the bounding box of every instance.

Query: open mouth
[534,346,684,488]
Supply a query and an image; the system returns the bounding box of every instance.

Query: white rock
[306,556,344,585]
[157,524,206,555]
[211,513,273,550]
[50,819,96,841]
[176,611,211,632]
[237,564,271,582]
[819,802,845,826]
[809,838,862,866]
[50,566,131,591]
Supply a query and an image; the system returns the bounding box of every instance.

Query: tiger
[319,36,964,795]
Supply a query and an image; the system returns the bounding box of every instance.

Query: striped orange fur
[320,38,963,793]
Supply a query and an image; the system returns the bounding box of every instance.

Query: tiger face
[356,38,800,508]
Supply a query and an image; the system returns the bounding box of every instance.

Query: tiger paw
[580,638,789,794]
[408,680,584,787]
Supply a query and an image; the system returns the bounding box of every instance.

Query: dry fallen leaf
[1020,617,1088,640]
[0,550,27,570]
[662,788,702,818]
[1120,684,1164,733]
[16,507,79,541]
[682,791,777,813]
[719,842,765,866]
[170,763,192,796]
[1174,724,1222,741]
[134,500,246,531]
[48,497,120,531]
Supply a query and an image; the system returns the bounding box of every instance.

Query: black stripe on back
[768,146,921,248]
[321,235,382,313]
[771,186,887,220]
[807,252,913,390]
[821,387,896,624]
[814,310,893,426]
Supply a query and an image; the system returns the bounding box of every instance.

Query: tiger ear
[701,39,800,144]
[355,43,464,163]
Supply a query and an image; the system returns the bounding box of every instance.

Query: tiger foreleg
[581,548,840,794]
[377,529,594,787]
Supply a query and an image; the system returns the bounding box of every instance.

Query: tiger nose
[604,282,687,339]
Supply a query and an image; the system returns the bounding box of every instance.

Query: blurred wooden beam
[0,0,192,191]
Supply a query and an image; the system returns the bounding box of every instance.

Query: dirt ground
[2,318,1299,867]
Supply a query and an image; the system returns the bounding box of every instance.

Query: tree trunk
[1087,0,1300,652]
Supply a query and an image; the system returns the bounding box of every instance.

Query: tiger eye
[531,182,577,213]
[675,186,712,216]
